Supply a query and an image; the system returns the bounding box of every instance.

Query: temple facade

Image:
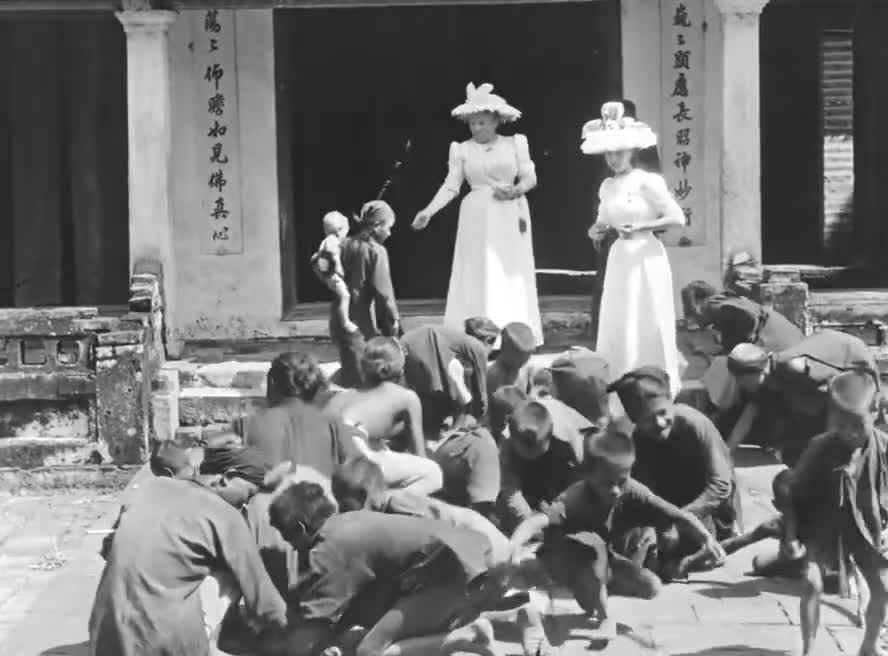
[0,0,881,355]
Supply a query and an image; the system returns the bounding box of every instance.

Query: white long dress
[424,135,544,345]
[594,169,683,413]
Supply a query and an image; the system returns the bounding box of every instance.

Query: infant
[311,211,358,334]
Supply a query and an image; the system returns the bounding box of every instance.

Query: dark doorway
[760,1,887,287]
[0,12,129,308]
[275,1,621,309]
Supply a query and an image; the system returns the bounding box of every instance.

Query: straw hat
[451,82,522,123]
[581,101,658,155]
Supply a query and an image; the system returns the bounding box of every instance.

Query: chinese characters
[197,10,242,254]
[661,0,704,239]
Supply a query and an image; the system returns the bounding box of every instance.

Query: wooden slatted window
[820,27,855,263]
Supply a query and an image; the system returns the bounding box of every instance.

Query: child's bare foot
[779,540,806,561]
[344,321,359,334]
[587,616,617,647]
[446,618,498,656]
[516,602,554,656]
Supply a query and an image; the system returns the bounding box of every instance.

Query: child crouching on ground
[312,211,357,334]
[509,419,725,644]
[498,398,580,533]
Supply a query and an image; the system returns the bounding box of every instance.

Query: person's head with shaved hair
[580,417,637,506]
[607,366,675,440]
[508,399,555,460]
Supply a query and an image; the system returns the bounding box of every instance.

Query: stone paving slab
[0,454,870,656]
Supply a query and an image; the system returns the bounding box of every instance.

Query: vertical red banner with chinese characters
[660,0,706,246]
[195,9,244,255]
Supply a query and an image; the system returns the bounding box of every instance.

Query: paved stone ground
[0,489,118,654]
[0,448,867,656]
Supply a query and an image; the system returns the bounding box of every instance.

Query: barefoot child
[775,368,888,656]
[263,481,500,656]
[509,419,725,644]
[312,211,358,334]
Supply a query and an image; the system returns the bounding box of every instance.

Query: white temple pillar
[116,10,180,354]
[714,0,770,267]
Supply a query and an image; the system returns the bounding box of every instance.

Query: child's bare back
[326,382,422,452]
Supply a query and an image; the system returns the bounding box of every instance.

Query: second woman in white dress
[412,83,544,346]
[583,101,686,412]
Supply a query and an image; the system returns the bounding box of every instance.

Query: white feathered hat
[451,82,522,123]
[581,101,658,154]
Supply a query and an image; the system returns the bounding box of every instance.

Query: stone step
[0,437,100,469]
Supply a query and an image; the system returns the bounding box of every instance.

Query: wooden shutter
[819,27,855,263]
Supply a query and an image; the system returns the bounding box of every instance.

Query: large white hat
[581,101,657,154]
[451,82,522,123]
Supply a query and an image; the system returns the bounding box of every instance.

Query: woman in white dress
[412,83,544,346]
[582,101,686,412]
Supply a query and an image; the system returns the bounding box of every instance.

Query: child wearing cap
[311,211,357,334]
[773,368,888,656]
[486,322,538,401]
[498,398,580,532]
[509,419,724,644]
[722,329,878,466]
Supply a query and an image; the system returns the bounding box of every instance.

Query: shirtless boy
[324,336,442,495]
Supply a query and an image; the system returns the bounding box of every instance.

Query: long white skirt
[443,189,544,345]
[596,233,682,415]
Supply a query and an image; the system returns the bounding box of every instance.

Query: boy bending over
[262,482,500,656]
[510,419,725,644]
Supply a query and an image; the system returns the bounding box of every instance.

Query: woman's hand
[618,223,637,239]
[411,212,431,231]
[493,184,519,201]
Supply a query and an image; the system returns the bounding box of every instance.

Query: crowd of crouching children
[88,284,888,656]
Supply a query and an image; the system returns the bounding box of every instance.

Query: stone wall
[0,264,166,474]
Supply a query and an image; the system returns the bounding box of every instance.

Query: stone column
[714,0,770,269]
[116,10,180,357]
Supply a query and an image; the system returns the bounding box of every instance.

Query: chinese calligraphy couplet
[660,0,706,246]
[195,9,244,255]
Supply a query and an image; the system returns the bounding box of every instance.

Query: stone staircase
[155,288,888,445]
[154,308,717,445]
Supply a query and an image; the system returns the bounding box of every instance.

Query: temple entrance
[0,12,129,308]
[760,1,888,287]
[275,0,622,311]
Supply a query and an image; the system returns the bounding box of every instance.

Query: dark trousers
[330,310,365,388]
[538,532,661,616]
